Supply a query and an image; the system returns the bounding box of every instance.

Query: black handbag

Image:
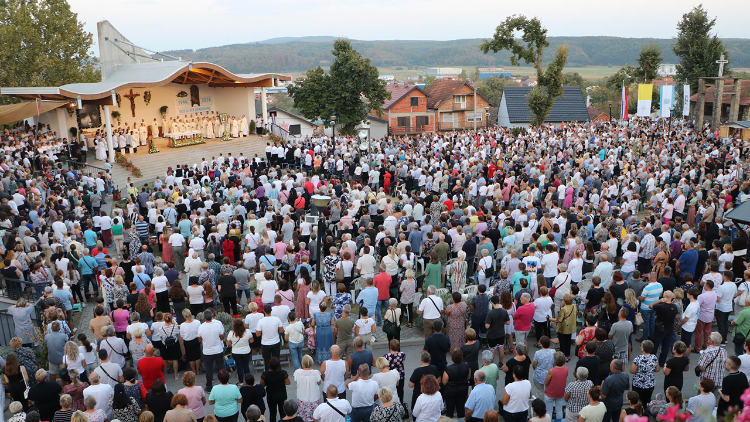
[734,325,750,345]
[383,309,400,337]
[694,350,720,377]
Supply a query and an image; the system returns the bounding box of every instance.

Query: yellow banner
[638,84,653,101]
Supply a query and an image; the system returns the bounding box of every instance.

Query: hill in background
[165,36,750,74]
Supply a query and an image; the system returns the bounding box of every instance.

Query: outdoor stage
[103,134,269,187]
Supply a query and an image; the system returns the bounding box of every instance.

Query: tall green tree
[673,5,729,90]
[423,75,436,87]
[480,15,568,126]
[288,39,390,134]
[637,43,662,82]
[477,76,519,107]
[0,0,100,104]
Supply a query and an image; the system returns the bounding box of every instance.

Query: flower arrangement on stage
[269,133,285,144]
[143,91,152,106]
[115,93,122,108]
[149,139,160,154]
[177,91,188,98]
[171,137,206,148]
[114,152,143,177]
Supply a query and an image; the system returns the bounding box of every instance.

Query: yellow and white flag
[637,84,653,117]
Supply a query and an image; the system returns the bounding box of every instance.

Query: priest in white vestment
[139,123,148,146]
[214,118,221,137]
[230,117,239,137]
[118,132,127,151]
[161,116,168,135]
[151,119,159,139]
[240,115,249,136]
[95,137,108,161]
[206,120,215,139]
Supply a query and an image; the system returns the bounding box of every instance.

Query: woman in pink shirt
[513,293,535,351]
[109,299,130,338]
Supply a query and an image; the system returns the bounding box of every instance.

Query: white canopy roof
[2,61,290,102]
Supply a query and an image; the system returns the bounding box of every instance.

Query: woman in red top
[383,171,392,195]
[544,351,569,421]
[222,237,235,265]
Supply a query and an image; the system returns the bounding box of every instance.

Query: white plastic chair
[464,284,479,296]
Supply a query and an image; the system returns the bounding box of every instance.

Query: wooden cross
[716,54,728,78]
[122,89,140,118]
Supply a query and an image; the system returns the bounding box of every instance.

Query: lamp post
[668,106,675,133]
[485,106,490,130]
[330,115,336,141]
[311,194,331,281]
[608,101,613,121]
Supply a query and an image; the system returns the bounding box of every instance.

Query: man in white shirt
[256,304,283,370]
[356,246,377,279]
[313,384,352,422]
[198,309,225,390]
[346,364,380,422]
[270,294,291,328]
[418,285,444,338]
[84,372,115,419]
[93,349,124,388]
[259,273,279,306]
[99,326,127,368]
[540,244,560,288]
[717,271,737,344]
[189,236,206,261]
[168,231,186,272]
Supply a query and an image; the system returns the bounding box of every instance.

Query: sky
[69,0,749,53]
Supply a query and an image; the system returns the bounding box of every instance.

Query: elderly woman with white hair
[448,250,468,293]
[82,394,107,422]
[128,326,151,370]
[7,401,25,422]
[550,262,572,315]
[477,248,494,288]
[293,355,322,422]
[563,367,594,422]
[382,298,402,342]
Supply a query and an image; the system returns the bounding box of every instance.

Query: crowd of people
[2,116,750,422]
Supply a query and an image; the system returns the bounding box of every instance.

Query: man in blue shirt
[52,279,75,331]
[355,278,379,318]
[465,369,496,422]
[178,214,192,239]
[78,249,99,300]
[83,228,98,249]
[676,240,699,281]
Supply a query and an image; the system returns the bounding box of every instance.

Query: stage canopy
[1,61,290,103]
[725,200,750,225]
[0,100,68,125]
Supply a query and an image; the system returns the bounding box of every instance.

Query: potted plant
[70,127,78,138]
[159,106,168,116]
[249,120,256,135]
[111,111,121,124]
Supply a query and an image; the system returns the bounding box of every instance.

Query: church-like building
[1,21,290,161]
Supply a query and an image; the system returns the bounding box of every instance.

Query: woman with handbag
[383,298,402,342]
[3,353,30,411]
[161,313,181,380]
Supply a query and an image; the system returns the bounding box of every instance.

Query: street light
[668,106,675,133]
[330,115,337,141]
[608,101,613,121]
[485,107,490,130]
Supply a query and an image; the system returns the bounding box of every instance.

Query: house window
[288,124,301,135]
[410,97,419,107]
[442,113,454,123]
[467,112,483,122]
[416,116,429,126]
[454,95,467,108]
[397,117,409,127]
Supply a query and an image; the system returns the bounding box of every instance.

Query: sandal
[407,323,413,328]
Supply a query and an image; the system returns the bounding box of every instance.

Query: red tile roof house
[379,83,434,134]
[424,79,491,131]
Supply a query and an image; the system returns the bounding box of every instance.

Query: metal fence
[1,277,50,303]
[66,160,108,176]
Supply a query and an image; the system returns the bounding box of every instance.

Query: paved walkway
[95,135,269,187]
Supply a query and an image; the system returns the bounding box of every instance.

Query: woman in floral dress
[448,251,468,293]
[332,283,352,320]
[160,227,173,263]
[384,339,407,412]
[296,267,312,321]
[445,292,468,351]
[293,355,321,422]
[630,340,659,406]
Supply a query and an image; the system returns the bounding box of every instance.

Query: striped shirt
[640,282,663,311]
[135,221,149,239]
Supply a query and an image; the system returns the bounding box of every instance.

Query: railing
[66,160,108,175]
[389,124,428,135]
[0,276,50,303]
[269,123,290,141]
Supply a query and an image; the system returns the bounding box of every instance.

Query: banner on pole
[683,85,691,117]
[660,85,675,118]
[637,84,653,117]
[620,85,628,120]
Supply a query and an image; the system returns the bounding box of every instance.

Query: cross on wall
[123,89,140,118]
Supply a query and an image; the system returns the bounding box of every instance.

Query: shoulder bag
[427,296,445,324]
[335,261,345,282]
[323,397,348,419]
[549,274,569,298]
[694,349,720,377]
[734,324,750,345]
[383,308,400,338]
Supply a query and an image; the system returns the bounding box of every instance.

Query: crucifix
[122,89,140,118]
[716,54,728,78]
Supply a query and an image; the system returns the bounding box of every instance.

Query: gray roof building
[498,86,589,127]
